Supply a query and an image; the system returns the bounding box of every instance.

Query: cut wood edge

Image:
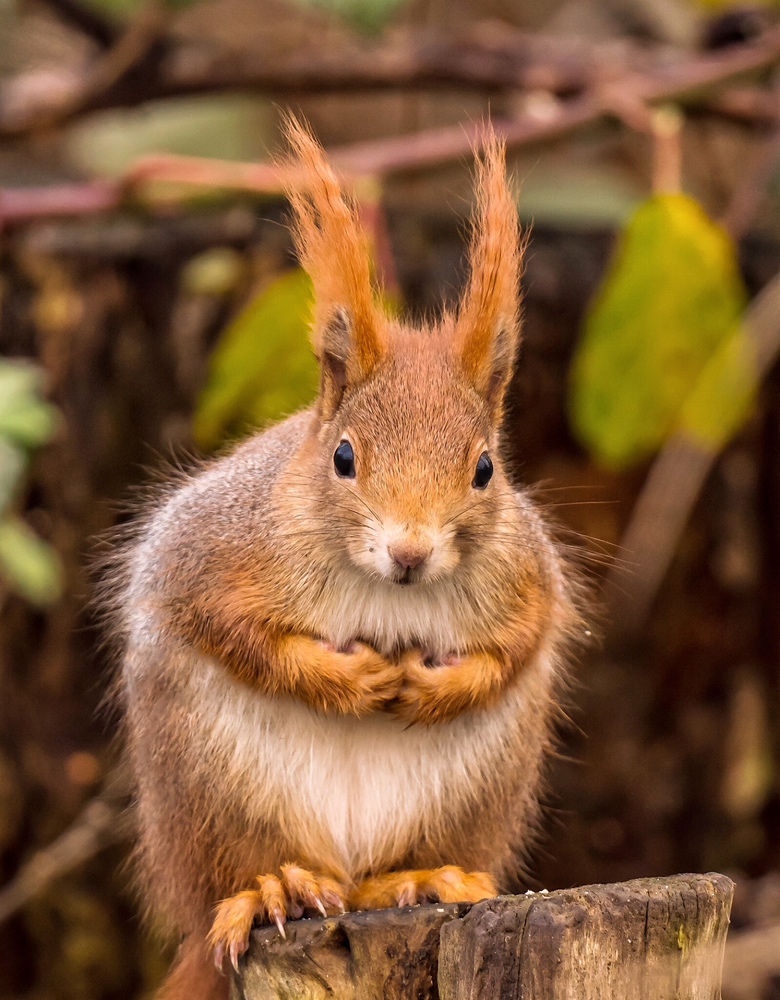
[233,872,734,1000]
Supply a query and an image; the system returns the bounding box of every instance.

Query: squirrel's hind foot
[208,866,347,970]
[350,865,496,910]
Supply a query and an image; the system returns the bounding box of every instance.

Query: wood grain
[233,872,734,1000]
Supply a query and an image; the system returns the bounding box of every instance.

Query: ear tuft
[454,125,524,420]
[282,114,385,415]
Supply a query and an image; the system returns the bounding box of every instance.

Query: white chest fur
[298,567,476,659]
[187,653,538,878]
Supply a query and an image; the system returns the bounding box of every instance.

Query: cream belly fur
[186,650,546,879]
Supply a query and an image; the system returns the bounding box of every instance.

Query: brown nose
[388,542,432,571]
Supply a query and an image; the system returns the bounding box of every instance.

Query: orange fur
[350,866,497,909]
[112,117,585,1000]
[170,593,404,715]
[282,115,386,413]
[208,867,347,970]
[156,934,227,1000]
[394,649,512,725]
[453,129,523,418]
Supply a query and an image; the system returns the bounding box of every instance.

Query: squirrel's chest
[303,572,474,657]
[190,655,519,877]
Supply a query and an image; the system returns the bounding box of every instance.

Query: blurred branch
[709,83,780,123]
[606,269,780,639]
[36,0,119,47]
[723,129,780,238]
[0,784,131,923]
[2,22,780,231]
[0,0,167,136]
[721,76,780,239]
[3,25,780,138]
[0,181,121,224]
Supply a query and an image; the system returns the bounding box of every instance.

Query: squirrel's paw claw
[209,883,280,971]
[272,911,287,938]
[209,867,348,967]
[280,864,347,919]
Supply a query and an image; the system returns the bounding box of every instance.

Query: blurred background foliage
[0,362,61,605]
[2,0,780,996]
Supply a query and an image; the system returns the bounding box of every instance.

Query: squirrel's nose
[388,542,432,571]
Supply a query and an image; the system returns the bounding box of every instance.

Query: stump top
[235,872,734,1000]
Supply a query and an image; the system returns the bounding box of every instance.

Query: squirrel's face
[321,334,513,587]
[284,117,525,588]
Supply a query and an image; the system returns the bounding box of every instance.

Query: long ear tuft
[282,114,385,416]
[454,126,524,421]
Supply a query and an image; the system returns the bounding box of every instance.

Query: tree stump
[232,872,733,1000]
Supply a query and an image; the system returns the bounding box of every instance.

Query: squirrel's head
[285,117,525,587]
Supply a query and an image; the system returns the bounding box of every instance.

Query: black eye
[334,440,356,478]
[472,452,493,489]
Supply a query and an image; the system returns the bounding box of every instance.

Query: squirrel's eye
[333,440,356,479]
[472,452,493,489]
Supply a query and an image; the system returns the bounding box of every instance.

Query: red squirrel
[114,117,583,1000]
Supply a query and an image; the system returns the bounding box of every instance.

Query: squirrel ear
[318,307,361,416]
[283,115,385,417]
[454,127,523,423]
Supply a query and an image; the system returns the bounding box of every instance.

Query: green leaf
[680,324,756,448]
[0,439,26,512]
[0,361,58,448]
[293,0,409,32]
[67,95,273,179]
[194,269,320,451]
[569,193,749,468]
[519,165,641,230]
[0,516,62,606]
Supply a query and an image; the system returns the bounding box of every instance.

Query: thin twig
[651,106,684,195]
[0,784,131,923]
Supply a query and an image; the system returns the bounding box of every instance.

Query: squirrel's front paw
[351,865,497,909]
[209,866,346,971]
[394,649,504,725]
[306,640,404,716]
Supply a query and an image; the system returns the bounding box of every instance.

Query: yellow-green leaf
[569,193,749,468]
[680,323,756,448]
[0,361,58,448]
[0,439,25,512]
[0,516,62,606]
[194,269,319,451]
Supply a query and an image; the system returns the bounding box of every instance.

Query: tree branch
[34,0,119,47]
[0,783,131,924]
[2,26,780,138]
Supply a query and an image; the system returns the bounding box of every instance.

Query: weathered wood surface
[232,872,733,999]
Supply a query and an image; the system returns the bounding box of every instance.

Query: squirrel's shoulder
[123,409,316,591]
[164,408,314,519]
[203,408,315,490]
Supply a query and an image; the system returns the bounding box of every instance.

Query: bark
[234,873,734,1000]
